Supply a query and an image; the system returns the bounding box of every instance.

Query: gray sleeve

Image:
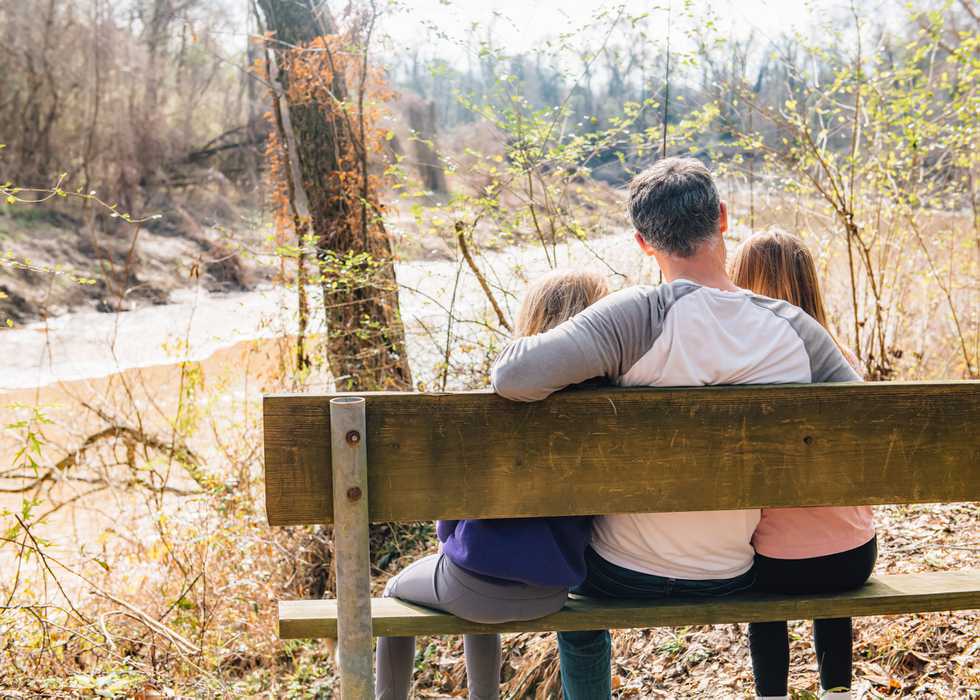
[807,326,862,382]
[491,285,670,402]
[750,296,861,383]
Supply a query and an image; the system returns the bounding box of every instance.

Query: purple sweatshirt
[437,516,592,588]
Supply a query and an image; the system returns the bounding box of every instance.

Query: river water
[0,228,663,563]
[1,229,665,392]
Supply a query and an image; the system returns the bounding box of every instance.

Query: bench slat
[278,570,980,638]
[264,382,980,525]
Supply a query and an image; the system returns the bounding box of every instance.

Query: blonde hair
[730,228,830,328]
[514,269,610,338]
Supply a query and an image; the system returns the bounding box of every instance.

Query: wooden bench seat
[279,571,980,639]
[263,382,979,697]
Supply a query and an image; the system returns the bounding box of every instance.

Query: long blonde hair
[514,269,610,338]
[731,228,855,362]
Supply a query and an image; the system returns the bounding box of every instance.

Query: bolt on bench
[263,382,980,698]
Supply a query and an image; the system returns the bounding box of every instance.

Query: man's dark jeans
[557,548,755,700]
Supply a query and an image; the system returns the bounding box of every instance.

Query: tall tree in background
[405,95,447,194]
[258,0,413,390]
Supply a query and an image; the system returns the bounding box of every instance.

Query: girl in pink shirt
[731,230,877,700]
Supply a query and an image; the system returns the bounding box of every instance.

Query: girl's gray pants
[375,553,568,700]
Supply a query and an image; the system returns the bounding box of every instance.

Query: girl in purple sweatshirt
[375,270,609,700]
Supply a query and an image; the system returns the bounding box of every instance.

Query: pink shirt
[752,506,875,559]
[752,344,875,560]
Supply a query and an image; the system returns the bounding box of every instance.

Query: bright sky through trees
[378,0,899,58]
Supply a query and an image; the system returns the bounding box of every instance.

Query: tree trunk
[258,0,412,391]
[406,96,447,194]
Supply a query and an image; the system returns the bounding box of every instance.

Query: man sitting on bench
[491,157,861,700]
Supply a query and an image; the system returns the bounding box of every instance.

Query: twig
[0,424,201,493]
[13,516,91,626]
[158,573,203,623]
[455,221,512,334]
[662,0,671,159]
[97,613,118,652]
[441,258,465,392]
[90,590,200,655]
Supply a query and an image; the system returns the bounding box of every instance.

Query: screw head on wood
[803,435,814,446]
[346,430,361,445]
[347,486,362,501]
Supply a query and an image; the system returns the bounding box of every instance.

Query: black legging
[749,536,877,696]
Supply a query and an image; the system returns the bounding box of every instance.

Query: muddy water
[0,339,284,568]
[0,230,664,567]
[1,228,662,392]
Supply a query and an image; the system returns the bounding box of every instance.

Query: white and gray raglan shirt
[491,278,860,581]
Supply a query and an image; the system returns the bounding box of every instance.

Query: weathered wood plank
[263,382,980,525]
[329,397,374,697]
[277,570,980,638]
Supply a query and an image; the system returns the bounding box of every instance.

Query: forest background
[0,0,977,697]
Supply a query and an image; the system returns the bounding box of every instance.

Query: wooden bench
[263,381,980,698]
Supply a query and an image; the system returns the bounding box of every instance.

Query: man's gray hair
[628,157,721,257]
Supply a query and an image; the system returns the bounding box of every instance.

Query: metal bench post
[330,396,374,699]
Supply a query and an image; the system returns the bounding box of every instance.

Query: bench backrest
[263,381,979,526]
